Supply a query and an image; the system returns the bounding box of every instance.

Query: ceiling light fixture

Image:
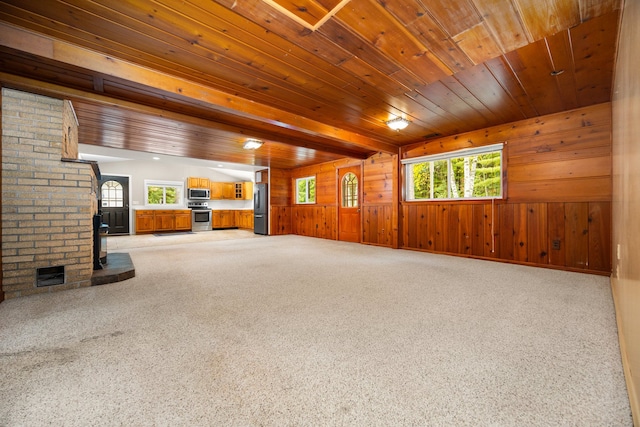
[386,117,409,131]
[243,138,263,150]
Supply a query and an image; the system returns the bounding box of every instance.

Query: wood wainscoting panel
[401,201,611,274]
[527,203,549,265]
[291,205,337,240]
[362,205,393,247]
[547,203,567,267]
[588,201,611,272]
[565,202,590,270]
[271,206,291,235]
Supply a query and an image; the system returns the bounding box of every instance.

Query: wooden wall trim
[0,86,4,302]
[611,0,640,421]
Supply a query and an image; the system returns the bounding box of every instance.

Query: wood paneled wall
[402,102,612,203]
[611,0,640,421]
[362,152,398,247]
[401,201,610,274]
[269,167,292,235]
[277,103,612,274]
[400,102,612,273]
[284,158,361,240]
[276,154,400,247]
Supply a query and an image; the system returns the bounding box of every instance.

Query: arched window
[101,180,124,207]
[341,172,358,208]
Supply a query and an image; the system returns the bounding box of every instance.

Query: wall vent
[36,266,65,287]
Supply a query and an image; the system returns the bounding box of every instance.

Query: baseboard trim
[611,277,639,426]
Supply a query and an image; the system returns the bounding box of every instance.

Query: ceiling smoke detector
[386,117,409,131]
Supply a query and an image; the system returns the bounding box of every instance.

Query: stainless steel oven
[188,202,211,232]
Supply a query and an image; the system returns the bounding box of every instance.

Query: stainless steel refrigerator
[254,183,268,235]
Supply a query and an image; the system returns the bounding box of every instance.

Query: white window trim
[144,179,185,207]
[296,176,316,204]
[401,143,504,165]
[403,143,504,201]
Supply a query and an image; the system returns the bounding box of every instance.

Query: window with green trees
[296,176,316,204]
[144,180,184,206]
[404,144,503,201]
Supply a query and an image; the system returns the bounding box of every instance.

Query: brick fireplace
[1,88,98,299]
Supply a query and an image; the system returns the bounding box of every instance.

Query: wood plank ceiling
[0,0,621,169]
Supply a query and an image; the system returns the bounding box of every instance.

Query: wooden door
[338,165,361,243]
[99,175,130,235]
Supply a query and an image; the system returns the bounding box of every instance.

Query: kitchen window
[296,176,316,204]
[145,180,184,206]
[403,143,503,201]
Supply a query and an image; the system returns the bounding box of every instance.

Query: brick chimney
[1,88,97,298]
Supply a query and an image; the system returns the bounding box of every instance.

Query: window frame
[402,143,504,202]
[101,180,124,208]
[341,172,358,208]
[295,176,316,204]
[144,180,185,207]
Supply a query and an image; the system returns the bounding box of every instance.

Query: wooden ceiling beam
[0,71,374,161]
[0,22,398,155]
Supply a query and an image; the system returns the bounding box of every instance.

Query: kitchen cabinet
[135,209,192,234]
[242,182,253,200]
[211,210,254,229]
[210,182,223,199]
[236,210,254,229]
[221,210,235,228]
[211,211,222,229]
[222,183,235,200]
[154,210,176,231]
[210,181,253,200]
[234,181,254,200]
[135,210,155,234]
[211,210,237,229]
[175,211,192,231]
[187,177,210,189]
[210,182,235,200]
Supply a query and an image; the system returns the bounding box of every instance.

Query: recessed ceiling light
[218,164,224,168]
[152,157,160,160]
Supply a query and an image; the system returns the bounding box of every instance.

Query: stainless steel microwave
[187,188,210,200]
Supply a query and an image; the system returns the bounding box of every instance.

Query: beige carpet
[0,233,632,426]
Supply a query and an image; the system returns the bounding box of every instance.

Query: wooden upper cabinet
[210,182,223,199]
[210,181,253,199]
[187,177,210,188]
[223,183,235,199]
[242,182,253,200]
